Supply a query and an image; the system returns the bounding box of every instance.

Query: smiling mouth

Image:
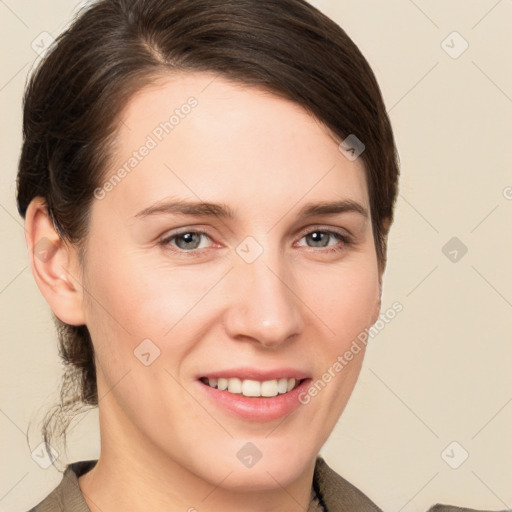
[199,377,304,398]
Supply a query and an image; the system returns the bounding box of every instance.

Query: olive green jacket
[27,457,509,512]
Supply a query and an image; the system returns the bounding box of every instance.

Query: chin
[193,437,317,492]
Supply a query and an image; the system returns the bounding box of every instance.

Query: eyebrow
[134,198,368,220]
[134,199,236,219]
[298,199,368,219]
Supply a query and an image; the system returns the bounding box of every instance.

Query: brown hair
[17,0,399,453]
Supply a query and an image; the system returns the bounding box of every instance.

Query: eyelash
[159,227,352,255]
[300,229,353,253]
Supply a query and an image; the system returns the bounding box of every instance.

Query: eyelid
[296,224,352,240]
[159,228,215,247]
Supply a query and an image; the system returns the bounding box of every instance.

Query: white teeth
[261,380,278,397]
[227,377,242,394]
[277,378,288,394]
[204,377,300,397]
[242,379,261,397]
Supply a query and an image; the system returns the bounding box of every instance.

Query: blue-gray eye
[305,231,332,247]
[163,231,211,251]
[299,230,348,250]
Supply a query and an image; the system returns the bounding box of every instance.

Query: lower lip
[198,379,311,422]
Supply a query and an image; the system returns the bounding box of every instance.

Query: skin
[25,72,383,512]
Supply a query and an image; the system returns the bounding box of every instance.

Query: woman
[17,0,437,510]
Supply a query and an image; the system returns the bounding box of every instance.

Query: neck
[79,399,317,512]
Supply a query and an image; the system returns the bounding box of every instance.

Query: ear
[24,198,86,326]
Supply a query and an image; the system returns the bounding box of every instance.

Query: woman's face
[80,72,381,489]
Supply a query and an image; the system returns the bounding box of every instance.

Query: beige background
[1,1,511,511]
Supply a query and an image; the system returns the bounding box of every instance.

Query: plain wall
[1,1,511,511]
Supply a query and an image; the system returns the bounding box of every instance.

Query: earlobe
[24,198,86,326]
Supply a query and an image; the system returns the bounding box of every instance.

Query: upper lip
[199,367,311,381]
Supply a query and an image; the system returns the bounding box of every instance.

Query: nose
[224,251,304,349]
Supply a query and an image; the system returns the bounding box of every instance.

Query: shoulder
[312,458,510,512]
[26,460,97,512]
[313,456,383,511]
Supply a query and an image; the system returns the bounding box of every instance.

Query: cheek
[293,262,379,449]
[81,243,227,376]
[300,258,380,351]
[83,247,196,333]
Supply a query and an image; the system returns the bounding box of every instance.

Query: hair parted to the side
[17,0,399,460]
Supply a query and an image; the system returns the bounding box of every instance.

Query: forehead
[98,72,369,219]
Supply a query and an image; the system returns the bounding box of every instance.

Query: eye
[160,230,213,251]
[297,229,351,253]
